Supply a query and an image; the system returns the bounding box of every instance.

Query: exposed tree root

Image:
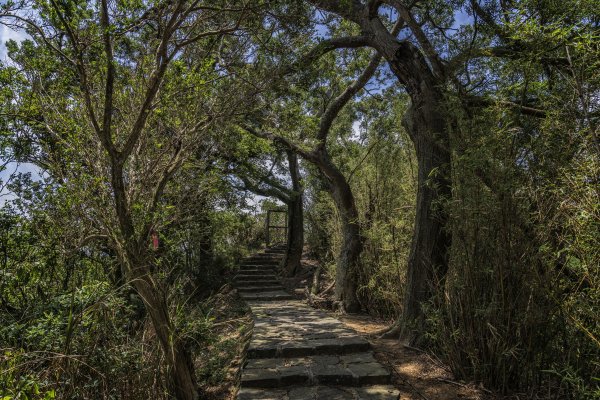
[377,321,402,339]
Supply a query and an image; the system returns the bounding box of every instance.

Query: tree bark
[399,100,451,343]
[303,0,455,334]
[315,149,363,313]
[195,200,214,281]
[355,16,452,340]
[282,151,304,277]
[112,162,199,400]
[131,270,198,400]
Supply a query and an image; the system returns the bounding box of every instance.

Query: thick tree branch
[314,17,405,147]
[240,125,318,162]
[316,51,382,146]
[120,3,185,161]
[284,35,371,75]
[175,24,240,48]
[100,0,116,153]
[237,175,291,203]
[48,0,104,145]
[242,160,292,195]
[448,46,569,73]
[465,95,547,118]
[470,0,509,40]
[308,0,365,24]
[386,0,445,78]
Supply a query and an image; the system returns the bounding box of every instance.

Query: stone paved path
[236,247,400,399]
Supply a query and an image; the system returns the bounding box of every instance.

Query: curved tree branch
[316,51,382,146]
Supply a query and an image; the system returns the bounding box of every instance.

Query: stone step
[248,254,282,259]
[244,260,280,265]
[241,353,390,389]
[235,274,277,280]
[238,285,284,293]
[236,279,281,286]
[238,385,400,400]
[247,336,371,359]
[243,259,280,265]
[240,291,294,301]
[236,269,277,276]
[239,266,277,272]
[240,264,277,269]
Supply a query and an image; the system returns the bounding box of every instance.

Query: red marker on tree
[151,230,159,250]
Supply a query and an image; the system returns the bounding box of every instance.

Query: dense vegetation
[0,0,598,399]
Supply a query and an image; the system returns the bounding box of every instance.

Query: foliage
[0,0,598,398]
[304,88,417,317]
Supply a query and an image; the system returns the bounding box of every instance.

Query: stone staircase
[236,245,293,301]
[235,247,400,399]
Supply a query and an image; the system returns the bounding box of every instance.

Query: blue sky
[0,23,27,61]
[0,22,39,204]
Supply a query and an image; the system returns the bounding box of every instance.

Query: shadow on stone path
[236,246,400,400]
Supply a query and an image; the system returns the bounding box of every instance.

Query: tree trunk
[282,151,304,277]
[366,31,452,341]
[196,201,214,281]
[109,160,199,399]
[304,0,454,341]
[131,272,198,400]
[315,149,363,313]
[398,97,452,343]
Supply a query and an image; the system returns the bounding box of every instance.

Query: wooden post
[265,210,271,247]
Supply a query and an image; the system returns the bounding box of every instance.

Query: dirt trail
[340,315,492,400]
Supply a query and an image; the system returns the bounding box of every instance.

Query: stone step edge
[240,294,295,301]
[240,290,295,301]
[236,282,282,287]
[238,286,285,292]
[247,338,371,359]
[240,352,391,388]
[237,385,400,400]
[236,269,276,273]
[242,363,391,388]
[235,271,278,276]
[244,256,282,259]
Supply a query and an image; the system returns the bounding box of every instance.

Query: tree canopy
[1,0,598,399]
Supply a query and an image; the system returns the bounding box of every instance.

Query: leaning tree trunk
[131,269,198,400]
[112,165,198,399]
[315,150,363,313]
[282,151,304,276]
